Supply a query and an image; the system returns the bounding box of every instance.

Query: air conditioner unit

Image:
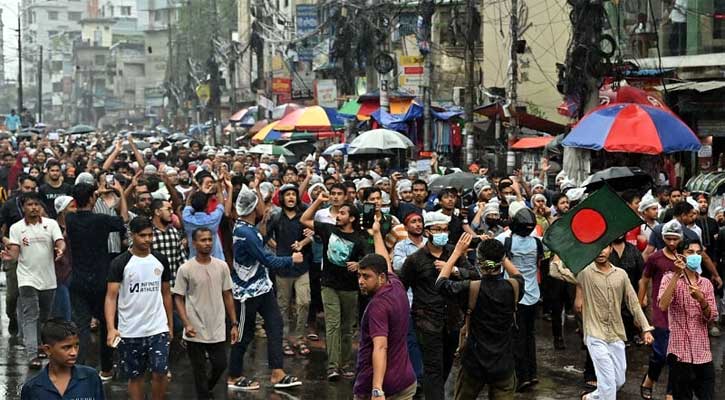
[453,86,464,106]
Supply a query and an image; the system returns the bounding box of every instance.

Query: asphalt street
[0,287,723,399]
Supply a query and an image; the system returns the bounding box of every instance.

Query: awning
[511,136,555,150]
[474,104,568,135]
[655,81,725,93]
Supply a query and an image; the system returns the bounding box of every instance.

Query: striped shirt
[93,195,122,254]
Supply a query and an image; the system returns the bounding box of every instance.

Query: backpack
[456,277,520,357]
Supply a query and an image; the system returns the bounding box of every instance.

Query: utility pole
[420,0,434,151]
[17,7,23,114]
[37,45,42,122]
[463,0,475,165]
[505,0,519,174]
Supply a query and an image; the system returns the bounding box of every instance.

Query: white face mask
[505,195,517,204]
[381,207,390,214]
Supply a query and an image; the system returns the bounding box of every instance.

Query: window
[68,12,82,21]
[95,54,106,65]
[51,61,63,71]
[121,6,131,16]
[48,11,59,20]
[52,82,62,92]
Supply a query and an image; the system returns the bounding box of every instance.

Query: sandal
[227,377,260,390]
[306,333,319,341]
[585,381,597,389]
[296,342,311,356]
[283,344,295,357]
[640,374,653,399]
[273,374,302,389]
[581,390,592,400]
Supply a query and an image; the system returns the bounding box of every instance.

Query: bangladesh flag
[543,185,641,274]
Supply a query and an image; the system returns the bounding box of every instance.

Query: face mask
[23,167,29,174]
[686,254,702,272]
[484,217,499,227]
[431,232,449,247]
[21,158,28,164]
[381,207,390,214]
[505,195,517,204]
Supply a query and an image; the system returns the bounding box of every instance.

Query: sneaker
[327,368,340,381]
[709,325,721,337]
[99,370,114,382]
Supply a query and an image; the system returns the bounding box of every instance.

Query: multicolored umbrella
[272,103,302,120]
[275,106,344,131]
[251,121,281,142]
[229,107,257,126]
[562,103,701,155]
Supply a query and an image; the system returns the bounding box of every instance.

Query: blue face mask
[686,254,702,272]
[432,232,449,247]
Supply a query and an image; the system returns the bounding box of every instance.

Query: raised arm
[301,191,328,229]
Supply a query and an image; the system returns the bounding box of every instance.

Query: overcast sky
[1,0,19,80]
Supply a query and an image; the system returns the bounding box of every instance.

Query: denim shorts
[119,332,170,379]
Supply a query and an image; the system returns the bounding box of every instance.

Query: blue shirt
[231,220,294,302]
[21,364,105,400]
[5,114,20,131]
[497,232,540,306]
[182,204,225,260]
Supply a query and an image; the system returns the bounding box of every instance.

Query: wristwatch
[371,388,385,398]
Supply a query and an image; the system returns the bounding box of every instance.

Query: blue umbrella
[323,143,350,156]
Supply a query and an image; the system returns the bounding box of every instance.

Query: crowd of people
[0,131,722,400]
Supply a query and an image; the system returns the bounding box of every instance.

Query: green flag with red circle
[543,185,641,274]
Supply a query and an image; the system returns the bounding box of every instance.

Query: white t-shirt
[108,251,171,338]
[9,217,63,290]
[670,0,687,23]
[314,207,336,224]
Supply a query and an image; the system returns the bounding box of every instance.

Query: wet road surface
[1,287,724,399]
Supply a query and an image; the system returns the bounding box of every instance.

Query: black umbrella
[429,172,481,193]
[582,166,653,193]
[168,133,190,142]
[130,130,153,138]
[68,124,96,134]
[347,147,395,159]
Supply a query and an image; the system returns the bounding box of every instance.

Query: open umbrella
[275,106,344,132]
[68,124,96,134]
[272,103,301,120]
[562,103,701,154]
[167,133,190,142]
[249,119,270,134]
[347,147,395,158]
[429,172,482,193]
[349,129,414,150]
[323,143,350,156]
[229,106,258,126]
[248,144,294,156]
[252,121,282,142]
[581,166,653,193]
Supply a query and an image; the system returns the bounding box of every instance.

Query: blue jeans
[407,314,424,379]
[52,283,71,321]
[647,327,672,394]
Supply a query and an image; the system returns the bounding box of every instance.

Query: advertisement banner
[296,5,318,62]
[315,79,338,108]
[398,55,424,97]
[272,78,292,95]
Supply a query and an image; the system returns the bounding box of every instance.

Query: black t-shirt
[0,196,23,236]
[67,210,127,293]
[314,221,367,291]
[39,182,72,218]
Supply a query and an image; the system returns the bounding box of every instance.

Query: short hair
[72,183,97,208]
[19,191,44,206]
[18,174,37,187]
[146,175,161,193]
[192,227,213,240]
[330,183,346,193]
[41,318,79,345]
[672,201,694,217]
[129,216,153,234]
[670,187,682,195]
[362,186,381,201]
[283,166,298,176]
[412,179,428,190]
[654,185,671,196]
[552,192,568,207]
[46,159,61,170]
[678,238,703,253]
[359,254,388,275]
[476,239,506,263]
[342,180,356,191]
[190,191,209,213]
[150,198,166,213]
[620,189,641,205]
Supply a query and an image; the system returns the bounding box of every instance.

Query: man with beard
[400,211,478,400]
[639,196,660,243]
[301,192,367,381]
[659,187,683,223]
[266,184,313,356]
[395,179,430,221]
[39,160,72,219]
[226,184,304,391]
[391,211,426,390]
[0,174,40,336]
[151,199,186,286]
[175,170,193,200]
